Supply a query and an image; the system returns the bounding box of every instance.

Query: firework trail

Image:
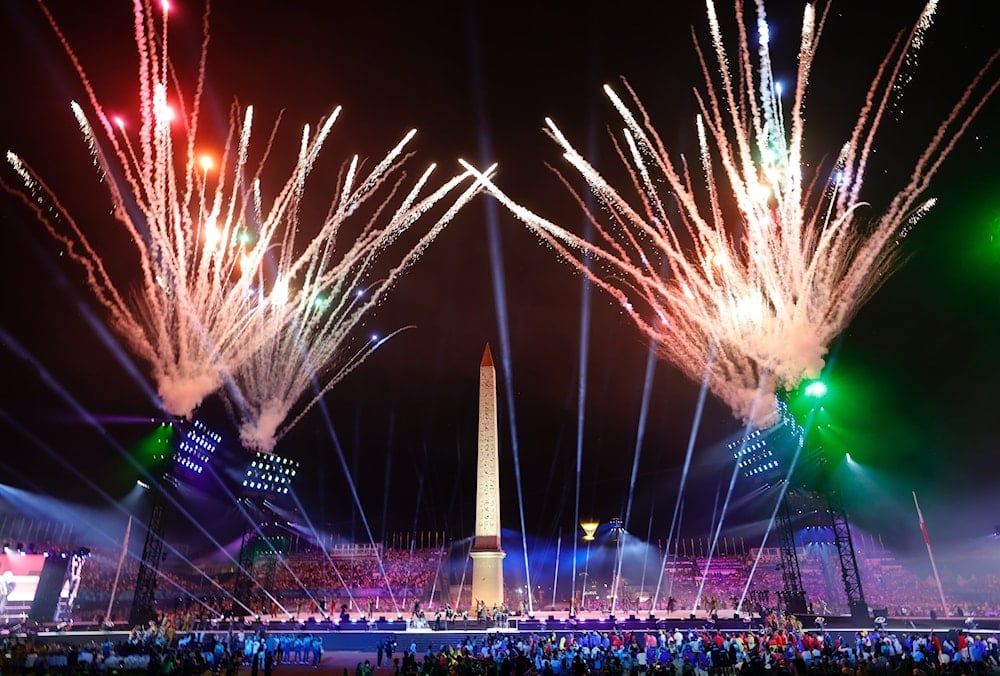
[4,0,308,418]
[229,151,495,453]
[465,0,998,429]
[4,0,490,434]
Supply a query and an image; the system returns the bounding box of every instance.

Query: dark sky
[0,0,997,572]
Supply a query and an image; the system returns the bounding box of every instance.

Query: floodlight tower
[769,401,809,615]
[784,380,868,624]
[129,419,219,628]
[803,379,868,624]
[609,517,625,616]
[232,452,299,617]
[731,400,807,614]
[129,423,174,628]
[775,490,809,616]
[129,478,167,628]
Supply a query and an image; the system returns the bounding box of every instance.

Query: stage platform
[14,612,1000,653]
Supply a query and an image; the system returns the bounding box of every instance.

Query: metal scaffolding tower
[129,486,166,627]
[128,419,219,627]
[776,494,808,615]
[231,454,299,617]
[827,488,869,625]
[232,525,257,617]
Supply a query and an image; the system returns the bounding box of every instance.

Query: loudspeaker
[848,600,869,627]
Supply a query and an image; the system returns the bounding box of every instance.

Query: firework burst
[228,144,494,453]
[466,0,998,428]
[5,0,490,440]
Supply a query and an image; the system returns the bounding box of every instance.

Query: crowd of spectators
[56,546,446,624]
[272,548,440,599]
[6,536,1000,627]
[626,549,1000,619]
[382,618,1000,676]
[0,621,326,674]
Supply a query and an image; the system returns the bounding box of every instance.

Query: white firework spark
[6,0,281,418]
[230,148,494,453]
[466,0,997,428]
[4,0,490,444]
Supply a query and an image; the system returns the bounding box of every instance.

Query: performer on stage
[63,551,87,612]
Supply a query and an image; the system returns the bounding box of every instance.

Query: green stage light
[134,422,175,463]
[804,380,828,398]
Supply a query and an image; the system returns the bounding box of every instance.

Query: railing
[327,543,382,559]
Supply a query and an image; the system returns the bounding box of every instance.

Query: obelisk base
[470,549,506,609]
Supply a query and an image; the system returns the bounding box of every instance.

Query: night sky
[0,0,997,574]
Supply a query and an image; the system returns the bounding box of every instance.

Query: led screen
[0,553,46,617]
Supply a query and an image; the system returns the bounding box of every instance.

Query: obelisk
[470,344,505,608]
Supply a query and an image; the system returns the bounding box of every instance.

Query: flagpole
[912,492,948,617]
